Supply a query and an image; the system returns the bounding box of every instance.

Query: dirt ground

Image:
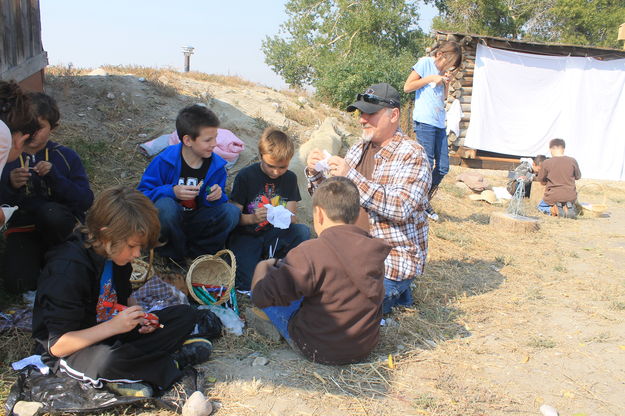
[1,68,624,416]
[198,173,625,416]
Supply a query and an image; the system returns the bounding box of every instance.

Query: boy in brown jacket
[251,177,391,365]
[536,138,581,217]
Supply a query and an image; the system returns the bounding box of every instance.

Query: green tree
[262,0,428,107]
[429,0,625,48]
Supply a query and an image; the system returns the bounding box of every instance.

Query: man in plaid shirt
[306,83,431,314]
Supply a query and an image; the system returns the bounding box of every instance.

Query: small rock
[539,404,558,416]
[182,391,212,416]
[106,92,115,99]
[252,356,269,367]
[424,339,438,348]
[86,106,92,110]
[138,77,146,82]
[247,351,260,359]
[78,113,86,117]
[138,133,148,138]
[87,68,108,76]
[385,318,398,327]
[12,401,43,416]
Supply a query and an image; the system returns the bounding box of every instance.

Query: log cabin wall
[0,0,48,91]
[433,32,476,147]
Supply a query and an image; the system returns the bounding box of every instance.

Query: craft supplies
[101,301,163,328]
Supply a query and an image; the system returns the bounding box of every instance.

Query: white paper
[1,205,18,225]
[314,150,333,174]
[265,204,293,229]
[12,355,50,375]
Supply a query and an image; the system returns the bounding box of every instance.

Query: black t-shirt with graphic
[230,162,301,234]
[178,154,211,211]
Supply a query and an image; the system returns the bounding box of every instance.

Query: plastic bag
[193,308,223,340]
[5,366,201,415]
[198,305,244,336]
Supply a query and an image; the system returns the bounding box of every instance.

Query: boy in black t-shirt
[138,105,240,261]
[229,127,310,290]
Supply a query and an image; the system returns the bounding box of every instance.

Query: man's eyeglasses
[356,93,399,108]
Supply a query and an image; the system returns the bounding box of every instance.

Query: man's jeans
[155,197,240,260]
[383,277,414,314]
[229,223,310,290]
[414,121,449,189]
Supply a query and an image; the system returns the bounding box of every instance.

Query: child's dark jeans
[383,277,414,314]
[155,197,240,260]
[229,223,310,290]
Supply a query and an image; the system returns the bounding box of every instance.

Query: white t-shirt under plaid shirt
[307,132,431,281]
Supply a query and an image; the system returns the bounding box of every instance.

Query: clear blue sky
[40,1,437,89]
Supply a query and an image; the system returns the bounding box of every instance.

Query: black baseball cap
[346,83,401,114]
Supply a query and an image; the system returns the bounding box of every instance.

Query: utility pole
[182,46,195,72]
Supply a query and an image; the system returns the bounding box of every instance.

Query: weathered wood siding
[0,0,47,84]
[432,32,476,147]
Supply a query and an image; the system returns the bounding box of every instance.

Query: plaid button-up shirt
[307,132,431,281]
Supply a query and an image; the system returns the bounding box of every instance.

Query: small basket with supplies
[186,249,238,312]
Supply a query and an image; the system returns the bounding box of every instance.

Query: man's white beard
[362,130,374,142]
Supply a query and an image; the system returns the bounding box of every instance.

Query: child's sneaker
[425,206,439,222]
[172,337,213,369]
[244,307,281,342]
[107,381,154,397]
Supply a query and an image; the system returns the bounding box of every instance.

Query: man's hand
[174,184,200,201]
[33,161,52,177]
[206,184,222,201]
[9,167,31,189]
[109,305,145,334]
[253,206,268,223]
[328,156,350,177]
[306,148,326,173]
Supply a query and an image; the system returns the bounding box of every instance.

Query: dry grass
[281,104,320,127]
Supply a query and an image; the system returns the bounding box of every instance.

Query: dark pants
[414,121,449,190]
[155,197,240,260]
[2,202,76,294]
[54,305,196,390]
[229,223,310,290]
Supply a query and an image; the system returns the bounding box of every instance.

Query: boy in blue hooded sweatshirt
[138,105,239,262]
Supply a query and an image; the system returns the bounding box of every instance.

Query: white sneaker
[425,207,439,222]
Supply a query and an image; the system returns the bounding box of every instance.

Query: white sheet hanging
[465,44,625,180]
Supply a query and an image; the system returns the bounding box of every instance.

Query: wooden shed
[433,30,625,170]
[0,0,47,91]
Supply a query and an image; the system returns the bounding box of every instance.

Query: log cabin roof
[436,30,625,61]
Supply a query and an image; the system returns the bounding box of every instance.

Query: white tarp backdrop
[464,44,625,180]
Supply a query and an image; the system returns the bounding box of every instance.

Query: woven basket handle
[214,249,237,281]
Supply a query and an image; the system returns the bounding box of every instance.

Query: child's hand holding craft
[109,305,146,334]
[253,205,268,223]
[206,184,222,201]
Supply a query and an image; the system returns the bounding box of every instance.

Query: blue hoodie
[0,141,93,222]
[138,143,229,207]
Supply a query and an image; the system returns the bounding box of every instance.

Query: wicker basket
[578,183,608,217]
[186,249,236,306]
[130,250,154,289]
